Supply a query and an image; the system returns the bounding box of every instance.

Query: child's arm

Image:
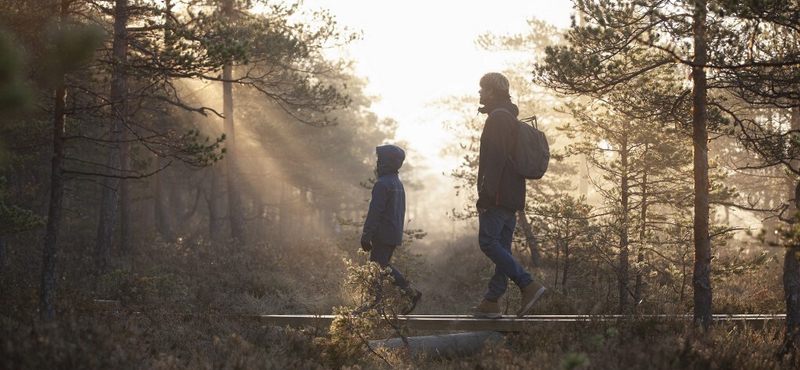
[361,181,388,248]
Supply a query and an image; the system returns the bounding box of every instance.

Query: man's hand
[360,241,373,252]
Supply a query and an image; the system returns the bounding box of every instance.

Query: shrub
[318,253,416,368]
[100,268,189,310]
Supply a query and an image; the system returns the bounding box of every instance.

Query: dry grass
[0,233,794,370]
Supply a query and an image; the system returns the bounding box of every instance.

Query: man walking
[473,72,545,318]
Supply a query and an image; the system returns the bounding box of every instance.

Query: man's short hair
[480,72,509,94]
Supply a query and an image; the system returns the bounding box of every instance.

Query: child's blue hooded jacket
[361,145,406,246]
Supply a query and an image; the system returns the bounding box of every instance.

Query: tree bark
[785,222,800,356]
[553,237,560,290]
[41,0,70,317]
[153,0,176,243]
[279,180,289,245]
[562,227,570,289]
[222,0,246,246]
[788,106,800,214]
[119,137,132,252]
[578,155,589,197]
[576,12,590,200]
[691,0,713,329]
[781,108,800,356]
[209,163,225,240]
[155,155,175,241]
[618,132,630,314]
[95,0,128,274]
[635,162,649,308]
[516,210,542,267]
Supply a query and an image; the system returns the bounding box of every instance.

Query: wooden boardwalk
[258,314,786,332]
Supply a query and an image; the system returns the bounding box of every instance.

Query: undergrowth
[0,233,794,369]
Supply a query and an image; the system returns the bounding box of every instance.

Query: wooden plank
[257,314,786,332]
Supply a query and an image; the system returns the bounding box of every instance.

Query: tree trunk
[516,210,542,267]
[634,252,645,307]
[781,108,800,356]
[153,0,175,243]
[579,155,589,198]
[691,0,713,329]
[787,107,800,215]
[41,0,69,317]
[618,139,629,314]
[95,164,119,274]
[784,242,800,356]
[95,0,128,274]
[576,12,590,200]
[119,138,132,252]
[635,165,648,308]
[209,163,225,240]
[155,155,175,241]
[222,0,246,246]
[279,180,289,245]
[179,184,202,225]
[256,191,267,240]
[553,237,560,290]
[301,187,311,235]
[562,228,570,290]
[681,255,688,303]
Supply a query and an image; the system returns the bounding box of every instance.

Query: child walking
[360,144,422,314]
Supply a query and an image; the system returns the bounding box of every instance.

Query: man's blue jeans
[479,205,533,301]
[369,242,410,289]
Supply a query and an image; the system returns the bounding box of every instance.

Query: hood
[478,96,519,117]
[376,145,405,176]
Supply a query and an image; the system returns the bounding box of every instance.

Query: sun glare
[299,0,573,166]
[281,0,575,246]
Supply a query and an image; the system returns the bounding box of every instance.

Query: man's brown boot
[472,298,502,318]
[516,281,546,317]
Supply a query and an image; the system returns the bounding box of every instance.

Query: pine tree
[533,0,735,328]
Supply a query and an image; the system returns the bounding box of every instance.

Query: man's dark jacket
[477,97,526,212]
[362,145,406,246]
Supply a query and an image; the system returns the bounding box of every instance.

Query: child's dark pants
[369,242,409,288]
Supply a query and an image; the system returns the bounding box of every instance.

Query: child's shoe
[401,288,422,315]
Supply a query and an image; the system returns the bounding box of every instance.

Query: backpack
[490,108,550,180]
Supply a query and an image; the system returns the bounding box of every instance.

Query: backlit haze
[302,0,575,249]
[303,0,572,160]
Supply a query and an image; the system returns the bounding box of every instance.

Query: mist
[2,0,799,368]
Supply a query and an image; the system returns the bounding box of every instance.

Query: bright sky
[302,0,574,168]
[296,0,574,244]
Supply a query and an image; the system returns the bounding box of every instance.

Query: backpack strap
[489,108,521,166]
[489,107,520,135]
[489,107,515,120]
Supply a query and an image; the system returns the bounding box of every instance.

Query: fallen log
[369,331,504,359]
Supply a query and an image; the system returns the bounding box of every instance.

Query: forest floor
[0,234,795,370]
